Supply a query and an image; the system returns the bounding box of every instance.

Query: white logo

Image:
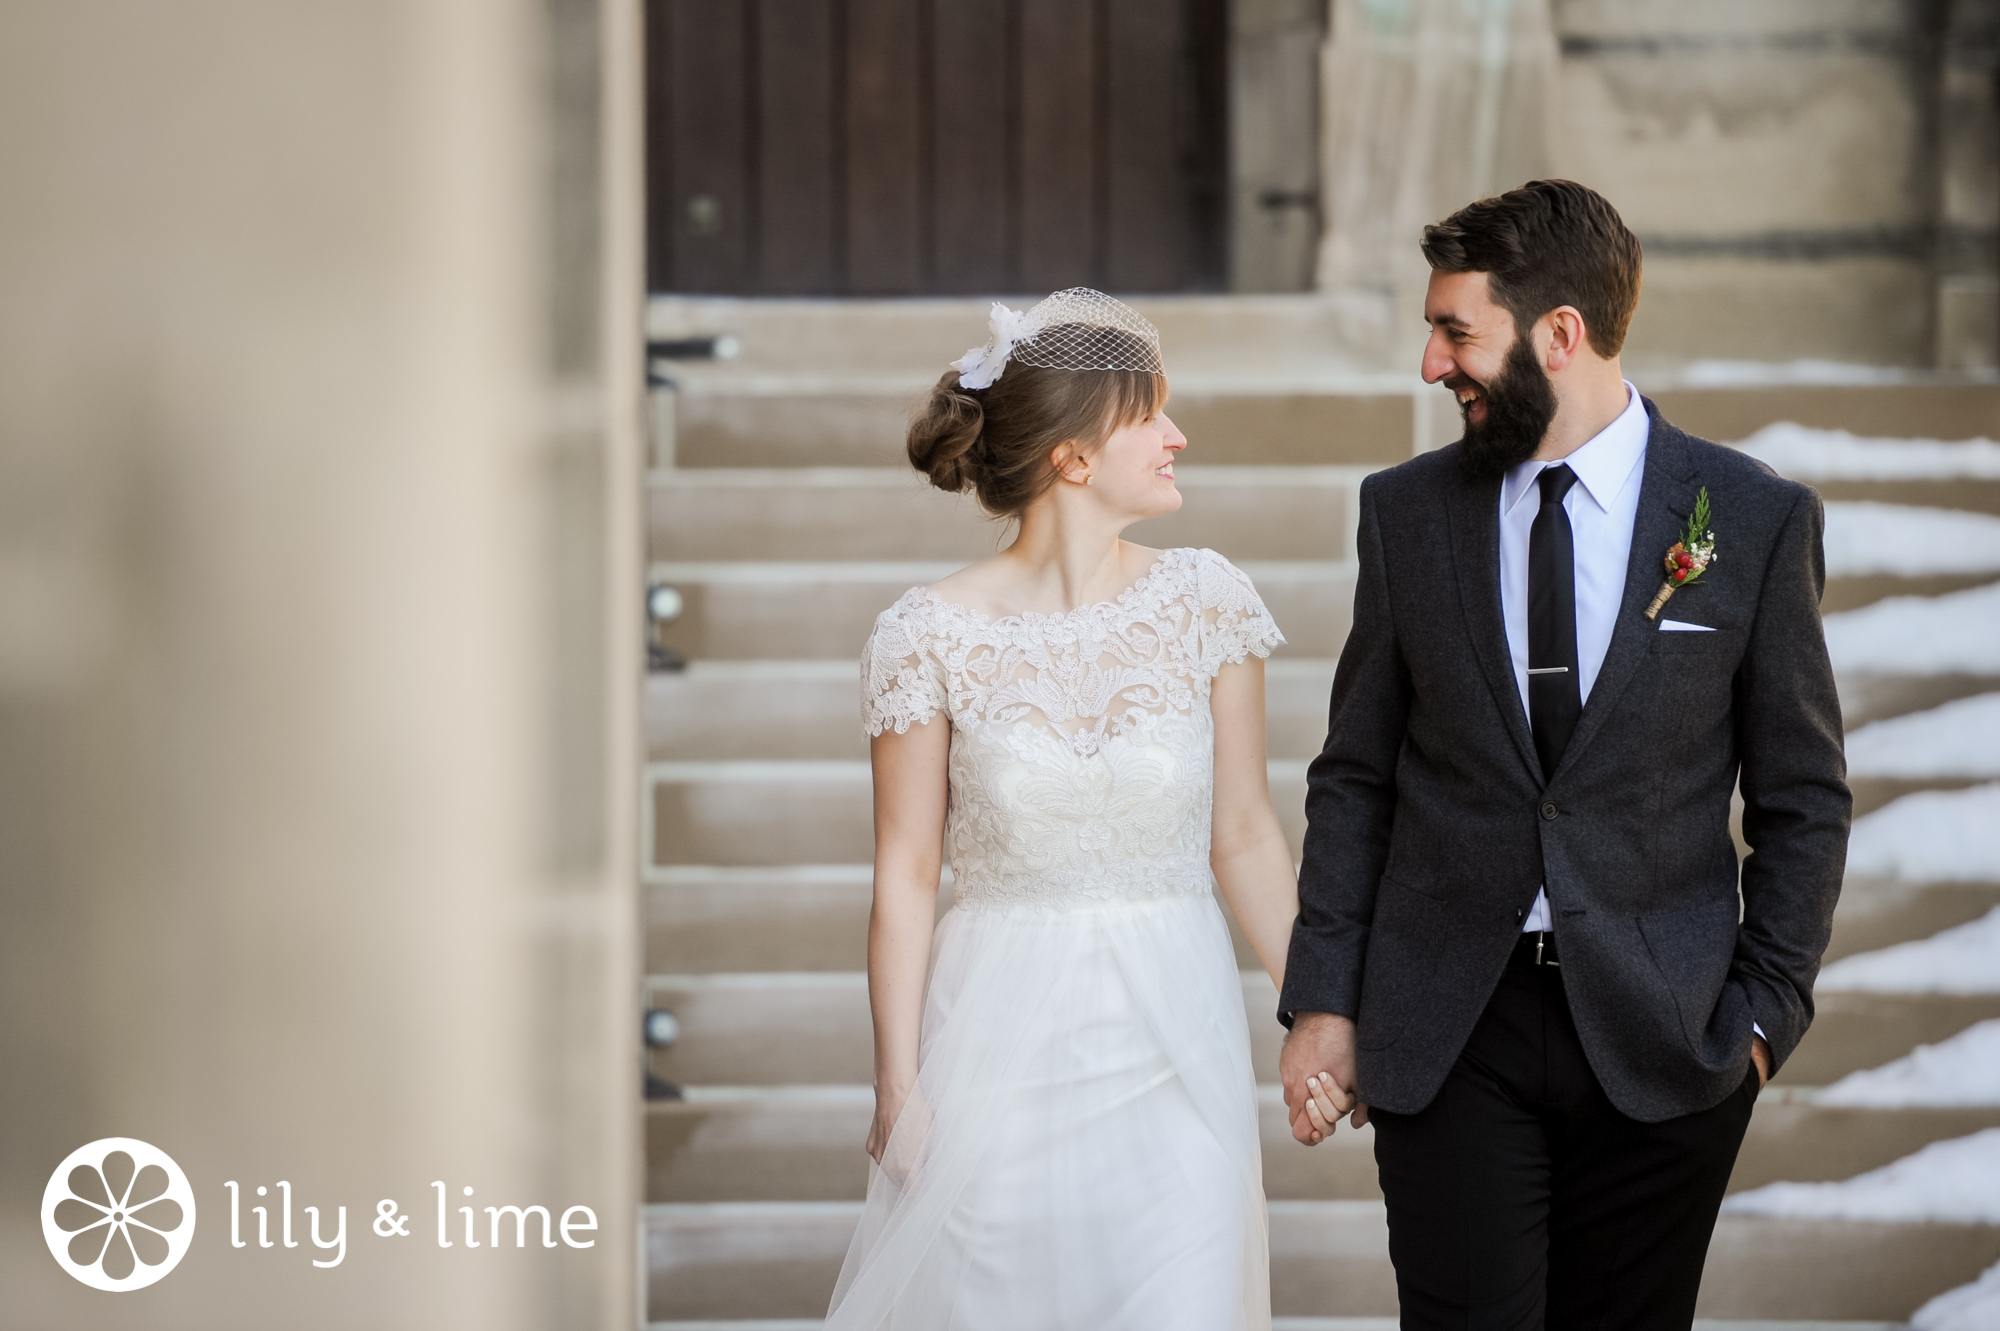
[43,1138,197,1291]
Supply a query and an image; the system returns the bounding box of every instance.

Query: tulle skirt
[827,888,1271,1330]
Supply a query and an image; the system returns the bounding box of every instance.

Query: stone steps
[649,560,1357,661]
[645,1085,1383,1205]
[642,364,2000,1324]
[644,556,1986,664]
[1813,477,2000,517]
[664,391,1420,469]
[1837,672,2000,728]
[643,970,2000,1090]
[1782,992,2000,1086]
[643,1199,2000,1323]
[645,861,1996,977]
[645,755,1987,966]
[645,658,1340,763]
[647,293,1411,397]
[643,970,1287,1086]
[644,1086,2000,1206]
[1821,572,1999,614]
[645,661,1989,768]
[1827,875,2000,961]
[652,1311,1904,1319]
[648,467,1362,562]
[644,865,1278,975]
[648,757,1316,867]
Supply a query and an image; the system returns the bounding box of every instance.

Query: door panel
[931,0,1011,293]
[846,0,925,293]
[647,0,1226,295]
[1016,0,1098,292]
[757,0,840,293]
[656,0,752,292]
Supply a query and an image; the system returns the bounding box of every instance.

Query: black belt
[1511,930,1561,968]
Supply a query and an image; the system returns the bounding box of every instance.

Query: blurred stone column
[0,0,641,1326]
[1232,0,1330,292]
[1315,0,1561,364]
[1934,0,2000,371]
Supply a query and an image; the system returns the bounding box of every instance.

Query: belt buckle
[1535,931,1559,967]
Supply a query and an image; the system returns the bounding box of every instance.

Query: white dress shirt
[1499,382,1649,933]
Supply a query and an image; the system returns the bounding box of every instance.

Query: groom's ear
[1540,305,1592,373]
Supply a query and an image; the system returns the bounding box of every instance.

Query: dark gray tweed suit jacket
[1278,401,1852,1123]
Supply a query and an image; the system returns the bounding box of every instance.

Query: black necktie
[1528,464,1582,781]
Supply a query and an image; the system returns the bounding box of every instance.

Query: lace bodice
[861,547,1283,910]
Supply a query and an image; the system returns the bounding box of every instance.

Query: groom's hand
[1282,1012,1361,1145]
[1752,1034,1772,1089]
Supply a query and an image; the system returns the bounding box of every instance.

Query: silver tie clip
[1526,666,1569,675]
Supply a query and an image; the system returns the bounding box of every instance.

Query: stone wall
[1551,0,1997,371]
[1309,0,2000,372]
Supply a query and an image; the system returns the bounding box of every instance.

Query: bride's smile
[1087,409,1187,519]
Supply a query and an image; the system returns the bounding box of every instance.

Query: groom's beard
[1449,334,1559,479]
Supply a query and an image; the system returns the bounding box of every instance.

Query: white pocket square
[1659,619,1716,632]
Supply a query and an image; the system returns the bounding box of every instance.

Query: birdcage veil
[952,288,1165,389]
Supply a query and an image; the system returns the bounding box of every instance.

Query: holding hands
[1281,1012,1367,1146]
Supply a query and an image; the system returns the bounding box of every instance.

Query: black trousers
[1369,934,1758,1331]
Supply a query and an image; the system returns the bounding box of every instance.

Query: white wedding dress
[831,546,1283,1330]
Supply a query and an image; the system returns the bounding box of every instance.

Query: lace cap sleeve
[1193,548,1284,675]
[862,593,948,736]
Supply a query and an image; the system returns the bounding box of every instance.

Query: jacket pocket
[1649,626,1745,657]
[1635,895,1741,1056]
[1356,877,1449,1051]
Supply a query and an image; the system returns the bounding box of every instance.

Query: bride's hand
[866,1083,909,1165]
[1300,1072,1364,1143]
[1282,1012,1360,1144]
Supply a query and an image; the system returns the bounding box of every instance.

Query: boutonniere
[1644,487,1717,621]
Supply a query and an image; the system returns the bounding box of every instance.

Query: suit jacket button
[1540,801,1559,820]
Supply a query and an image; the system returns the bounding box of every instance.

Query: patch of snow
[1817,1019,2000,1106]
[1680,360,1915,388]
[1914,1259,2000,1331]
[1732,422,2000,479]
[1823,502,2000,576]
[1841,783,2000,885]
[1817,902,2000,994]
[1825,581,2000,674]
[1846,693,2000,779]
[1721,1127,2000,1223]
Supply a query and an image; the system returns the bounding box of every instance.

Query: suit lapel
[1445,465,1543,781]
[1553,405,1698,779]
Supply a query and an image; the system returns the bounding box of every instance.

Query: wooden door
[646,0,1228,295]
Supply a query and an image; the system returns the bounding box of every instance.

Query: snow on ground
[1914,1259,2000,1331]
[1823,501,2000,576]
[1816,903,2000,994]
[1682,361,1915,388]
[1847,693,2000,779]
[1824,581,2000,674]
[1722,1127,2000,1223]
[1817,1020,2000,1106]
[1842,783,2000,885]
[1731,422,2000,479]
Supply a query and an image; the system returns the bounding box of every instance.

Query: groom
[1278,180,1850,1329]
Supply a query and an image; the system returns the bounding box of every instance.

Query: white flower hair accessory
[952,302,1035,390]
[950,288,1165,390]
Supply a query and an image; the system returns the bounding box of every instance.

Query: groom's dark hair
[1421,180,1643,358]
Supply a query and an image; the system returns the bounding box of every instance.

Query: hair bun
[907,375,985,494]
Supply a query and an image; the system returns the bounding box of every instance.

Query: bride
[830,290,1318,1329]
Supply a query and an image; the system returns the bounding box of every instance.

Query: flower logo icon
[42,1138,196,1291]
